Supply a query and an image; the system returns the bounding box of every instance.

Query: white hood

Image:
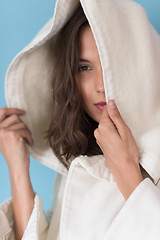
[5,0,160,183]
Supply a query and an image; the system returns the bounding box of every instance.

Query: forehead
[79,25,99,57]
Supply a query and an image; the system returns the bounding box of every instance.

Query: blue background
[0,0,160,212]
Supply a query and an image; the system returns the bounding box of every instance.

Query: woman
[0,1,160,239]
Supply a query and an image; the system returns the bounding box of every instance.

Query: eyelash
[78,65,92,72]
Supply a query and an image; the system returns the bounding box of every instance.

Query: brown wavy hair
[45,3,102,170]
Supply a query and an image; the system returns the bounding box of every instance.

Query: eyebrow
[79,58,91,63]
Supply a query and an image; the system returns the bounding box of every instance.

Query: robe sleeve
[0,194,49,240]
[103,178,160,240]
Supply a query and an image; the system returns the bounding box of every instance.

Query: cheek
[78,79,94,102]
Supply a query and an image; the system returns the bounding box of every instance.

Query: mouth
[94,102,106,111]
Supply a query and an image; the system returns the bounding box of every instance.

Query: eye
[78,65,92,72]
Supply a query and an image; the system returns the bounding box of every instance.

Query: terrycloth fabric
[0,158,160,240]
[1,0,160,239]
[4,0,160,183]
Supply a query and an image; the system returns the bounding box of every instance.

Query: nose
[95,68,105,93]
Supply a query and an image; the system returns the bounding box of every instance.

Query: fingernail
[109,100,116,109]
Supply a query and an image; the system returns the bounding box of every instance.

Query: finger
[94,129,101,145]
[0,114,23,129]
[0,108,25,122]
[94,128,99,140]
[107,99,127,138]
[7,122,32,134]
[100,104,119,136]
[100,104,117,127]
[100,104,109,121]
[96,139,103,151]
[9,129,33,146]
[20,130,33,147]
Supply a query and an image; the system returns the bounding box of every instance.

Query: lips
[94,102,106,111]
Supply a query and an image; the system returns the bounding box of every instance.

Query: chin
[84,108,100,124]
[95,118,100,124]
[91,115,100,124]
[92,113,101,123]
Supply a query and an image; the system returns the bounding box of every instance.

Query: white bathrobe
[1,0,160,239]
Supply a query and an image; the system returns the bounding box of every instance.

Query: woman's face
[76,25,106,123]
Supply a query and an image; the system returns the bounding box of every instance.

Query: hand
[94,100,143,200]
[0,107,35,240]
[0,107,33,175]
